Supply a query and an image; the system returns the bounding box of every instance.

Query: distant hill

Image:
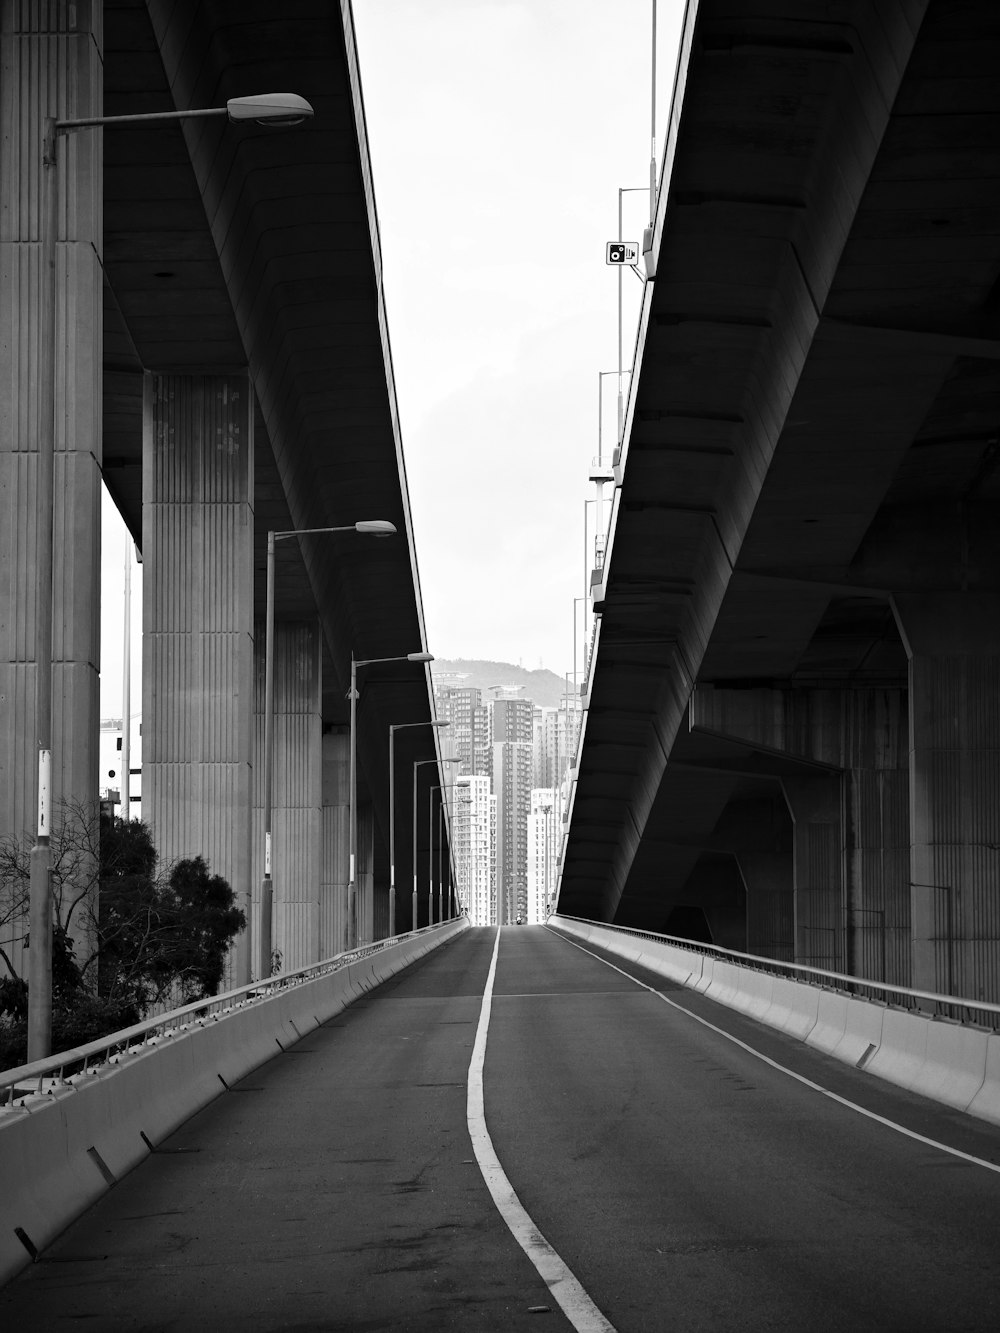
[431,659,567,710]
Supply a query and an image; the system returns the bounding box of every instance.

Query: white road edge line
[548,927,1000,1178]
[467,926,618,1333]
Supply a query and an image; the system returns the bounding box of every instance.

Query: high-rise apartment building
[454,774,495,925]
[527,788,558,923]
[431,676,578,926]
[434,680,490,776]
[532,704,581,791]
[492,697,534,924]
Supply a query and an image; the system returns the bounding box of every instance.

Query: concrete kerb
[804,989,851,1058]
[763,975,820,1041]
[0,917,469,1289]
[704,960,749,1011]
[907,1018,990,1113]
[864,1006,931,1094]
[549,916,1000,1130]
[829,996,886,1068]
[726,967,774,1023]
[967,1034,1000,1126]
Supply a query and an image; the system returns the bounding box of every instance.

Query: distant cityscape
[98,659,583,929]
[433,666,582,926]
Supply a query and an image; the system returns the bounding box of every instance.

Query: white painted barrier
[0,918,468,1288]
[913,1020,990,1112]
[763,975,820,1041]
[551,916,1000,1132]
[829,995,886,1068]
[968,1034,1000,1124]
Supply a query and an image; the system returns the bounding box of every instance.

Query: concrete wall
[142,374,254,972]
[553,916,1000,1131]
[0,4,104,972]
[0,916,469,1289]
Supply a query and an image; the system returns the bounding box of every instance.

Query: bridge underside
[561,0,1000,1000]
[1,2,450,982]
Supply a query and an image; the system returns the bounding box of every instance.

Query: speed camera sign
[606,241,639,265]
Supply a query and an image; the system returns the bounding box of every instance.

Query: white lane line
[548,927,1000,1178]
[467,926,617,1333]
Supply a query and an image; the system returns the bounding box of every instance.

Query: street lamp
[27,90,315,1061]
[412,757,457,931]
[389,720,450,937]
[261,520,396,982]
[431,784,470,925]
[350,650,434,947]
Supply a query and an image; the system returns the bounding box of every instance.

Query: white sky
[100,0,685,715]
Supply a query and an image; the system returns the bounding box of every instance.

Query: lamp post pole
[412,759,437,932]
[27,92,314,1061]
[430,782,467,926]
[438,799,445,924]
[389,720,449,937]
[261,520,395,982]
[350,651,433,948]
[412,758,456,930]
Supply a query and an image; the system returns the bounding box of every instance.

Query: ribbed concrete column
[321,729,350,957]
[142,373,253,981]
[251,620,322,973]
[0,7,103,970]
[782,776,844,969]
[843,690,909,985]
[356,802,374,945]
[893,594,1000,999]
[737,854,793,961]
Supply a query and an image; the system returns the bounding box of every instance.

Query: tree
[0,806,246,1068]
[94,824,246,1012]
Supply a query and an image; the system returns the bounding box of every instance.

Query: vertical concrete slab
[0,6,103,970]
[893,594,1000,999]
[142,374,253,972]
[843,689,910,984]
[251,620,322,973]
[782,775,844,969]
[356,802,374,945]
[738,853,793,960]
[321,729,350,957]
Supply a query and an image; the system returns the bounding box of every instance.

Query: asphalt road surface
[3,924,1000,1331]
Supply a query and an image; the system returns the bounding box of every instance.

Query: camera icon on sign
[609,244,626,263]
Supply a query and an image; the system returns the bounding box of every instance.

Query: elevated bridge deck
[4,927,1000,1330]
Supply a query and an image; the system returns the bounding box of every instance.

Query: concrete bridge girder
[562,0,1000,1001]
[1,5,448,1000]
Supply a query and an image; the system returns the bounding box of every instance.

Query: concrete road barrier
[550,916,1000,1132]
[764,976,820,1041]
[0,918,468,1289]
[967,1034,1000,1124]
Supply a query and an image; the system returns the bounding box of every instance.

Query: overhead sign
[606,241,639,265]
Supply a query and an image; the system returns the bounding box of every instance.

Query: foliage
[0,806,245,1069]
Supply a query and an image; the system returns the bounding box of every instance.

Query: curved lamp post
[430,783,470,925]
[389,720,449,937]
[260,520,395,982]
[412,758,457,931]
[350,651,434,948]
[28,91,315,1060]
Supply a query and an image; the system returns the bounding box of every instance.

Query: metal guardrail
[556,915,1000,1030]
[0,920,457,1106]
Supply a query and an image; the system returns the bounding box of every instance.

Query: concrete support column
[737,853,793,961]
[0,6,103,971]
[356,802,374,945]
[893,594,1000,999]
[842,690,909,985]
[782,775,844,969]
[321,729,350,957]
[252,620,322,974]
[142,374,253,987]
